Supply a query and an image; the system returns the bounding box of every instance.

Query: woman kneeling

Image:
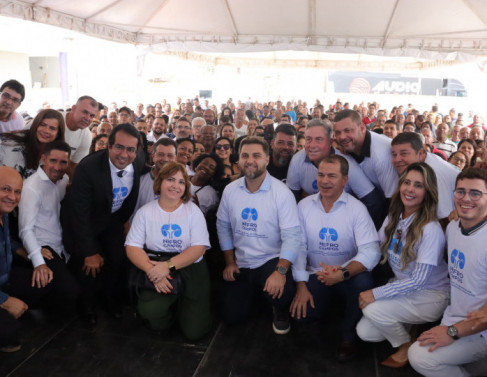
[126,162,211,340]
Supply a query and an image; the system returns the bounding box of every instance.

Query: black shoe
[0,343,21,353]
[81,306,97,326]
[336,341,357,362]
[272,307,290,335]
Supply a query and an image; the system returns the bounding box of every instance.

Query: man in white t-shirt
[0,80,25,134]
[409,168,487,377]
[290,155,381,361]
[64,96,97,177]
[217,136,301,335]
[146,116,168,143]
[391,132,458,225]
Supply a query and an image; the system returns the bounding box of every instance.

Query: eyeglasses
[177,126,191,130]
[393,228,402,253]
[113,144,137,154]
[96,141,107,146]
[0,92,22,105]
[454,188,487,201]
[216,144,231,150]
[451,156,466,164]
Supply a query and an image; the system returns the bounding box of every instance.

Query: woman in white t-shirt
[190,153,224,215]
[126,161,211,340]
[356,162,450,368]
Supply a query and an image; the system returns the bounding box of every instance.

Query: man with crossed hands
[290,155,381,361]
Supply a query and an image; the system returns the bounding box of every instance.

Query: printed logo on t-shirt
[161,224,183,250]
[319,227,338,242]
[449,248,466,285]
[387,238,403,270]
[317,227,341,254]
[241,208,258,221]
[312,180,318,191]
[237,207,266,238]
[112,186,128,208]
[161,224,182,239]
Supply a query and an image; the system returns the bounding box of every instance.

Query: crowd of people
[1,78,487,376]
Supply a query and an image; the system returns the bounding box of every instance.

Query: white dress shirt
[18,166,69,267]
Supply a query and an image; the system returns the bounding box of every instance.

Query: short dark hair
[455,167,487,188]
[1,79,25,101]
[391,132,423,152]
[43,140,71,158]
[274,124,297,138]
[118,106,131,115]
[176,137,195,149]
[334,109,361,125]
[385,119,400,130]
[176,117,191,126]
[214,136,233,150]
[319,154,349,176]
[403,121,415,128]
[239,136,269,156]
[153,138,177,154]
[108,123,141,150]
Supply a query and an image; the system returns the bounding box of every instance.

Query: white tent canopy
[2,0,487,61]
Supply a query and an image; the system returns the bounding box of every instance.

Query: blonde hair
[380,162,439,270]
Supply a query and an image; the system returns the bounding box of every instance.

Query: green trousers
[137,259,211,340]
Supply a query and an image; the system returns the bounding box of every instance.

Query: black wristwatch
[340,268,351,281]
[276,265,288,275]
[447,325,459,340]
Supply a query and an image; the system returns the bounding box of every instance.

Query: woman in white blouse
[356,162,450,368]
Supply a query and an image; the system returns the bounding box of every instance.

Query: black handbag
[128,250,186,305]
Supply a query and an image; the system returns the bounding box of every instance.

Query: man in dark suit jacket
[61,123,143,324]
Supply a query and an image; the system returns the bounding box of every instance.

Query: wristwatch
[167,259,177,273]
[276,265,288,275]
[340,268,351,281]
[447,325,459,340]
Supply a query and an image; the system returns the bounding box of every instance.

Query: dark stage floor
[0,299,422,377]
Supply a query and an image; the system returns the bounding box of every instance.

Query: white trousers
[356,289,449,347]
[408,333,487,377]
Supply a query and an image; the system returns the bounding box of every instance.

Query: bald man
[0,167,26,352]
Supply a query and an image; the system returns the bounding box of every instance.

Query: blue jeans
[222,257,296,324]
[299,272,373,341]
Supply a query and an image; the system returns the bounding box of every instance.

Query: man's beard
[274,151,292,166]
[243,164,266,180]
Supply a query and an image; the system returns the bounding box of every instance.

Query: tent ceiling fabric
[2,0,487,61]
